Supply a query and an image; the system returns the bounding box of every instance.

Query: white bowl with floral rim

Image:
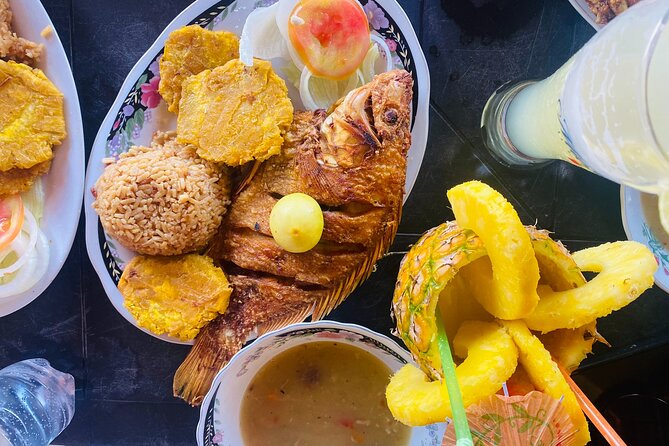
[197,320,446,446]
[621,186,669,293]
[84,0,430,343]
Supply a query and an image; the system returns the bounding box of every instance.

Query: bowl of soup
[197,321,446,446]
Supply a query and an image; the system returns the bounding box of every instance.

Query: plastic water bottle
[0,359,75,446]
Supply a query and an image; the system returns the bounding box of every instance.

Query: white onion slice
[0,230,49,299]
[371,34,394,73]
[239,2,290,66]
[275,0,305,70]
[299,66,364,110]
[0,208,39,276]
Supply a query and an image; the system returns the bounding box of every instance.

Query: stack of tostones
[158,25,293,167]
[0,60,65,197]
[386,181,657,446]
[158,25,239,113]
[177,58,294,166]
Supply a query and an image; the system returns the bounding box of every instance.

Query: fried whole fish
[174,69,413,405]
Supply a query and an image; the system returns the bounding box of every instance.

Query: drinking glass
[481,0,669,200]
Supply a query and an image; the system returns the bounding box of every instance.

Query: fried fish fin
[173,314,243,406]
[311,208,400,320]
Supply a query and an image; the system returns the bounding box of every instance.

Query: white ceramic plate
[84,0,430,344]
[197,321,446,446]
[621,186,669,293]
[0,0,85,317]
[568,0,603,30]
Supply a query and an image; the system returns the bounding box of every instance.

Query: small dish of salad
[0,0,85,316]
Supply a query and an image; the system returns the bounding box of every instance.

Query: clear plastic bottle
[0,359,75,446]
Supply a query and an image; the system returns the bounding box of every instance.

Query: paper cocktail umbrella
[442,391,579,446]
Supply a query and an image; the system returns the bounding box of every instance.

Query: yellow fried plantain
[0,60,65,172]
[177,58,293,166]
[159,25,239,114]
[120,254,232,341]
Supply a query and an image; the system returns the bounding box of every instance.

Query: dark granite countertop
[0,0,667,444]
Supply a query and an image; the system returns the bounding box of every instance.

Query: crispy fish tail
[174,275,327,405]
[173,315,246,406]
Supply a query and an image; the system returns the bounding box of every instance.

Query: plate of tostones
[0,0,85,316]
[84,0,429,402]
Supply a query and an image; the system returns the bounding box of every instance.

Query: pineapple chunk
[525,241,657,332]
[385,365,449,427]
[501,320,590,446]
[539,322,601,373]
[437,271,492,343]
[531,228,586,290]
[447,181,539,319]
[386,321,517,426]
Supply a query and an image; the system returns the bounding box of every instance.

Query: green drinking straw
[436,312,474,446]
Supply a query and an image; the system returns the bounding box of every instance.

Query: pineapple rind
[393,221,487,379]
[386,321,517,426]
[531,228,586,291]
[525,241,657,333]
[501,320,591,446]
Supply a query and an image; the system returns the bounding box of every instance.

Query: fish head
[320,69,413,169]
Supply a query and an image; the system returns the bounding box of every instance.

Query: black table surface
[1,0,668,444]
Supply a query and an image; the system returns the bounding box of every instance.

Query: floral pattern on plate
[621,186,669,293]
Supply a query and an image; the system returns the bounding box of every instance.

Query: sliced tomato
[0,195,24,251]
[288,0,370,80]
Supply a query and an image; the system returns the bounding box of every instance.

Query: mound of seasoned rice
[93,132,230,256]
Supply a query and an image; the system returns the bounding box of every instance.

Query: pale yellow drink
[504,58,576,162]
[487,0,669,195]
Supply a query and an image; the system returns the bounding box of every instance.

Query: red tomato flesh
[0,195,24,252]
[288,0,370,80]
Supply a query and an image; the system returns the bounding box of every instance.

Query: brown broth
[240,341,411,446]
